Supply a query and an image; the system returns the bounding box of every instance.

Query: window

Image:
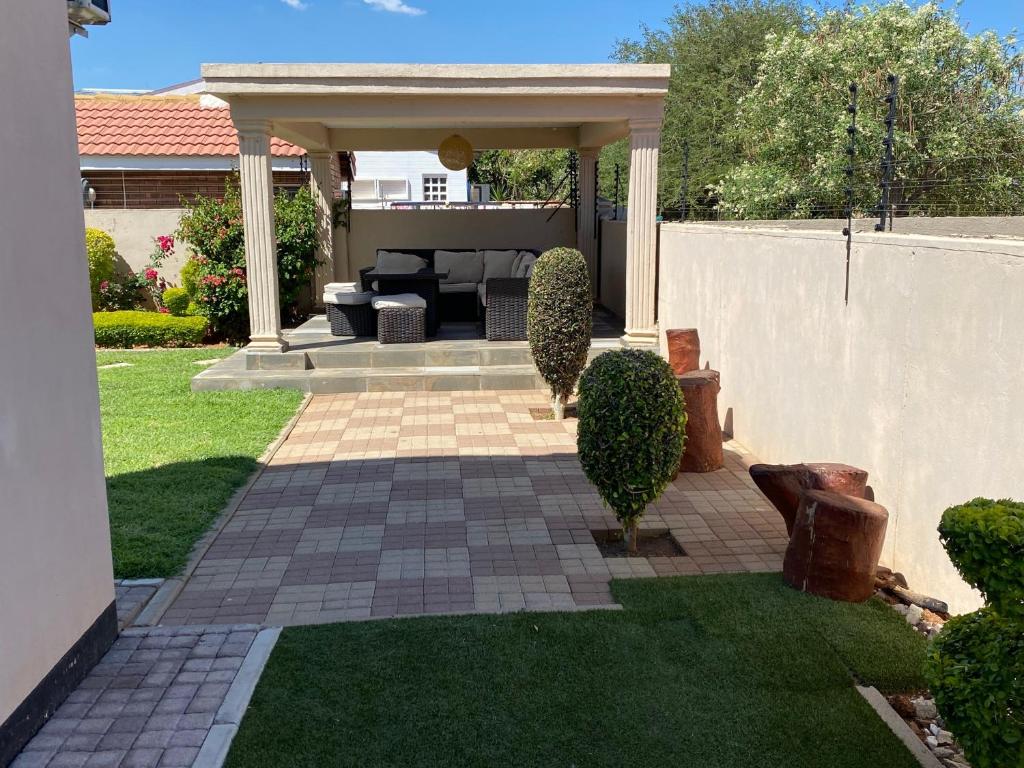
[423,175,448,202]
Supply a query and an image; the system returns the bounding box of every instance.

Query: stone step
[307,341,621,370]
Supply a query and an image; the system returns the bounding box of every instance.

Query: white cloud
[363,0,425,16]
[280,0,308,9]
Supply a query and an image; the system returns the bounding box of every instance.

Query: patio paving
[159,390,789,627]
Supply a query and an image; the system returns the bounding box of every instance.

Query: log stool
[783,489,889,602]
[666,328,701,375]
[677,369,723,473]
[749,463,869,535]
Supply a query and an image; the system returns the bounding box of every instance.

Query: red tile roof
[75,96,304,157]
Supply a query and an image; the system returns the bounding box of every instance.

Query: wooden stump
[666,328,701,375]
[749,463,868,535]
[783,489,889,602]
[677,369,723,473]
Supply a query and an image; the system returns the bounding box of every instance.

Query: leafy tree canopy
[469,149,571,201]
[716,1,1024,218]
[599,0,805,210]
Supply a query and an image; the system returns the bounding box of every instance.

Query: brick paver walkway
[161,391,788,627]
[12,626,258,768]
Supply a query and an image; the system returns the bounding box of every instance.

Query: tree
[600,0,804,214]
[469,149,571,201]
[716,2,1024,218]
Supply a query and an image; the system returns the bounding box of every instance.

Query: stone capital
[578,146,600,159]
[307,149,333,161]
[232,118,273,138]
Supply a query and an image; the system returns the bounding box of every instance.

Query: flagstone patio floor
[159,390,789,627]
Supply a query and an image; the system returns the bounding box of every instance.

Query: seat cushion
[323,281,361,294]
[376,251,429,273]
[434,250,483,284]
[323,290,375,305]
[513,252,537,278]
[372,293,428,310]
[439,282,478,294]
[477,282,488,308]
[482,249,520,281]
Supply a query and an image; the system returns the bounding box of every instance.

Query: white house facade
[350,150,469,208]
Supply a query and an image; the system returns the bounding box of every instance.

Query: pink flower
[145,268,158,282]
[99,280,109,291]
[232,268,245,277]
[157,235,175,253]
[158,306,170,314]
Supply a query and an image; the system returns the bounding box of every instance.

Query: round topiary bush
[577,349,686,553]
[179,257,203,302]
[926,607,1024,768]
[527,247,592,419]
[938,498,1024,616]
[162,287,190,317]
[85,227,117,310]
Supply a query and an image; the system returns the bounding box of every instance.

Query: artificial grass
[97,349,303,578]
[227,573,928,768]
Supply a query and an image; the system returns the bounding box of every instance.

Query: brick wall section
[81,170,309,209]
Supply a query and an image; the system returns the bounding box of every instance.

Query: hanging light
[438,134,473,171]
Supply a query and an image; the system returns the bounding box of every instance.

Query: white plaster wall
[658,223,1024,614]
[0,3,115,723]
[339,208,575,279]
[84,208,187,283]
[599,219,626,318]
[352,151,468,205]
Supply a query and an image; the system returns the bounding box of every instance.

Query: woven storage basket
[377,306,425,344]
[326,301,377,337]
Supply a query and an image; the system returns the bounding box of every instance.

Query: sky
[71,0,1019,92]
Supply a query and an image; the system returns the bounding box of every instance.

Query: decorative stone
[677,369,723,473]
[666,328,701,375]
[783,489,889,602]
[749,463,869,535]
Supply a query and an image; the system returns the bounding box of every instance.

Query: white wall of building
[0,1,115,729]
[352,151,468,207]
[657,223,1024,614]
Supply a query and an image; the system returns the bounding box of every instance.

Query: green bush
[527,247,592,418]
[162,287,190,317]
[938,498,1024,616]
[926,608,1024,768]
[576,349,686,553]
[179,257,203,301]
[93,311,207,348]
[185,301,205,317]
[85,228,117,309]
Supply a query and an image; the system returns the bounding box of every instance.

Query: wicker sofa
[359,249,540,339]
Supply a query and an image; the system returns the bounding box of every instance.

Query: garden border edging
[856,685,944,768]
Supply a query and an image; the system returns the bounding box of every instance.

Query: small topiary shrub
[926,608,1024,768]
[162,287,190,317]
[577,349,686,554]
[85,227,117,309]
[926,497,1024,768]
[938,498,1024,616]
[93,311,207,348]
[527,247,592,419]
[179,257,203,301]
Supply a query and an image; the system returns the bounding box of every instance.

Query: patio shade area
[158,391,789,627]
[200,63,670,351]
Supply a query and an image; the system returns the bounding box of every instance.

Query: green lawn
[228,573,928,768]
[97,349,303,578]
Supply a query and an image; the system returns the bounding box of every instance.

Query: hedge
[93,311,208,348]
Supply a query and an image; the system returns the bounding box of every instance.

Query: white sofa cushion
[434,250,483,284]
[372,293,427,310]
[376,251,429,273]
[482,249,520,281]
[439,282,478,294]
[324,290,375,305]
[323,281,361,294]
[477,283,488,307]
[514,252,537,278]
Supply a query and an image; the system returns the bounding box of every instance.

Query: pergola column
[576,147,599,298]
[623,118,661,343]
[235,119,285,352]
[308,150,335,304]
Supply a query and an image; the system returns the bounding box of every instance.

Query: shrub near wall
[93,311,207,348]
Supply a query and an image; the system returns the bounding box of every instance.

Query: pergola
[202,63,670,351]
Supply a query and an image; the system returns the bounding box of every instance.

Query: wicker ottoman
[373,293,427,344]
[323,285,376,337]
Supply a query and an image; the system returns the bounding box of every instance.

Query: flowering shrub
[85,228,117,310]
[177,177,318,343]
[94,234,174,312]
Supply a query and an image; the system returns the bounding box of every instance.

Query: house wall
[0,1,116,753]
[80,170,307,209]
[338,208,576,278]
[351,151,468,206]
[598,219,626,318]
[84,208,189,283]
[657,223,1024,614]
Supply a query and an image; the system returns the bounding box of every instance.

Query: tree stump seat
[677,370,724,473]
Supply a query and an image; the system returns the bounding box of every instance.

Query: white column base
[621,327,659,348]
[247,336,288,353]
